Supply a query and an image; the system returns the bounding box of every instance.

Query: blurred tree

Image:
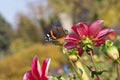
[48,0,95,23]
[48,0,120,27]
[0,14,12,55]
[17,14,43,42]
[95,0,120,27]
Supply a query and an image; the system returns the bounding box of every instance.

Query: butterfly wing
[45,27,68,41]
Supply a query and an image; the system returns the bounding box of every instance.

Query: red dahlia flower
[23,56,52,80]
[65,20,114,56]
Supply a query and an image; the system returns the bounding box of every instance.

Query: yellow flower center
[81,37,93,51]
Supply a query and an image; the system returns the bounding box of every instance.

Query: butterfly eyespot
[47,34,50,37]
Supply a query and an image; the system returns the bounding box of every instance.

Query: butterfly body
[45,27,68,41]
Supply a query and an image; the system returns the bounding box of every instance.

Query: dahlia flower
[65,20,114,56]
[23,56,52,80]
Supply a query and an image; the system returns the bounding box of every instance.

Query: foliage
[9,38,33,53]
[48,0,120,27]
[0,43,66,80]
[17,14,43,42]
[0,14,12,55]
[48,0,94,23]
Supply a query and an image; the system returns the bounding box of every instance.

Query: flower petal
[32,56,41,79]
[64,42,77,50]
[76,22,88,37]
[96,29,114,39]
[72,25,77,34]
[89,20,104,37]
[23,71,37,80]
[68,34,80,40]
[72,22,88,38]
[41,58,51,77]
[78,48,84,56]
[65,34,80,42]
[94,38,106,46]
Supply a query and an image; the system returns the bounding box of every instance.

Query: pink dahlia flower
[65,20,114,56]
[23,56,52,80]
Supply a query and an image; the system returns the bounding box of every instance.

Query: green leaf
[68,49,78,55]
[91,71,95,78]
[96,70,108,75]
[90,69,108,78]
[100,44,106,53]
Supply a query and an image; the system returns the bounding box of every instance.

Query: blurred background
[0,0,120,80]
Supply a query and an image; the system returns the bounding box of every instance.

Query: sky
[0,0,40,28]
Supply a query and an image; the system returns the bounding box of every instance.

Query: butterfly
[45,27,68,41]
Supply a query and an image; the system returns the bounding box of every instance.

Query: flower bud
[106,46,119,60]
[69,55,78,62]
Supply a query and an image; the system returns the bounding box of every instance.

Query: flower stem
[89,51,100,80]
[64,49,82,80]
[89,51,96,71]
[77,55,88,67]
